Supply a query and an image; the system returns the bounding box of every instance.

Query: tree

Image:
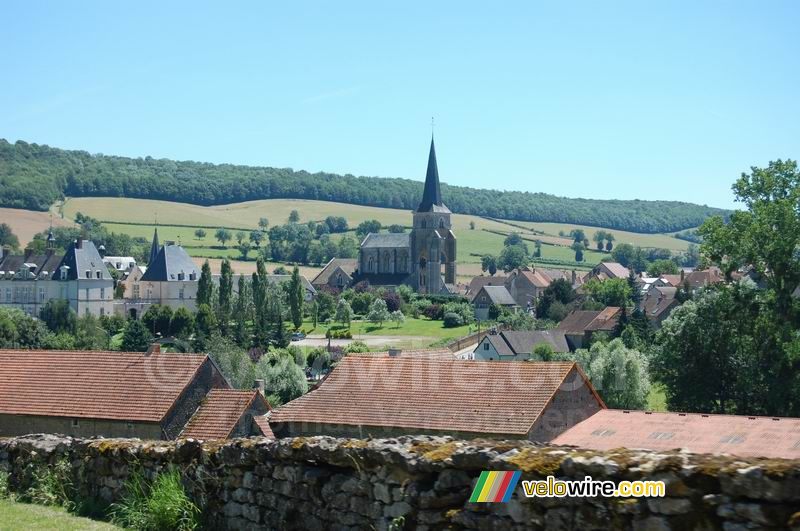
[215,228,232,246]
[218,259,233,333]
[235,231,246,246]
[288,266,304,330]
[288,210,300,223]
[557,338,650,409]
[498,245,528,272]
[469,221,476,230]
[651,285,762,414]
[367,298,390,328]
[0,223,20,250]
[504,232,524,247]
[583,278,631,307]
[195,303,217,338]
[156,304,173,336]
[605,234,615,252]
[251,258,269,345]
[256,355,307,406]
[592,230,607,251]
[197,260,214,307]
[258,217,269,230]
[356,219,382,238]
[233,275,252,347]
[532,343,554,361]
[533,240,542,258]
[647,259,679,277]
[316,292,336,322]
[335,298,353,328]
[121,319,152,352]
[249,230,264,248]
[337,235,358,258]
[204,335,256,389]
[40,299,77,334]
[569,228,586,243]
[265,281,289,348]
[387,224,406,233]
[571,241,584,262]
[170,307,194,339]
[194,228,207,240]
[481,255,498,276]
[699,159,800,315]
[390,310,405,328]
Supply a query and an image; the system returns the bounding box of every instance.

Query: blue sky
[1,1,798,209]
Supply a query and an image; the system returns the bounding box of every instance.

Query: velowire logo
[468,471,522,502]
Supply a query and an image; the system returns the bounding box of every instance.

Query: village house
[555,307,622,350]
[583,262,630,282]
[504,267,579,310]
[660,267,724,292]
[639,285,679,326]
[0,236,113,318]
[0,347,271,440]
[472,284,517,321]
[311,258,358,291]
[551,409,800,460]
[465,274,508,301]
[472,329,570,361]
[270,357,605,441]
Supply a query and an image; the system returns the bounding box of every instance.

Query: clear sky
[1,1,798,209]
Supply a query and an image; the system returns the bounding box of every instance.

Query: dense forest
[0,139,728,233]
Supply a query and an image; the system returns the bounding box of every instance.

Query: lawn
[302,316,473,340]
[0,499,120,531]
[647,384,668,412]
[511,220,691,252]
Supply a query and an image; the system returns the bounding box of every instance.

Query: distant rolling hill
[0,138,729,233]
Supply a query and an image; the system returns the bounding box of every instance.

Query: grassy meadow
[0,499,120,530]
[50,196,691,281]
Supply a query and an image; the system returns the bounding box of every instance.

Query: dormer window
[85,270,91,279]
[189,272,196,281]
[96,271,102,279]
[177,272,185,281]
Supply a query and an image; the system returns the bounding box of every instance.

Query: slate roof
[141,244,200,282]
[103,256,137,271]
[54,240,111,281]
[312,258,358,285]
[360,232,410,249]
[0,350,211,422]
[484,330,570,356]
[551,409,800,459]
[475,285,517,306]
[417,137,451,213]
[0,251,63,280]
[556,308,621,334]
[640,286,679,320]
[271,358,599,436]
[180,389,270,440]
[466,275,508,301]
[352,273,411,286]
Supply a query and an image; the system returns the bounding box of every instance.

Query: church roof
[416,137,450,213]
[360,232,410,249]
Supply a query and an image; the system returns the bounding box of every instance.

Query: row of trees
[1,138,728,233]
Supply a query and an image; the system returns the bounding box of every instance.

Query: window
[100,307,105,316]
[85,270,91,279]
[71,419,79,428]
[4,288,10,302]
[96,271,102,279]
[484,342,489,350]
[133,284,140,299]
[39,287,45,303]
[439,218,445,228]
[100,288,105,300]
[179,287,185,299]
[368,257,374,272]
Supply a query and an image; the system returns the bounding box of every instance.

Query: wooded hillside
[0,139,728,233]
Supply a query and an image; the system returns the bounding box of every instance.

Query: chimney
[680,269,685,282]
[253,379,265,395]
[146,343,161,356]
[75,238,83,249]
[388,348,401,357]
[24,248,32,260]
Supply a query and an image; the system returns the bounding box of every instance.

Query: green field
[303,316,472,340]
[57,196,690,281]
[0,499,120,530]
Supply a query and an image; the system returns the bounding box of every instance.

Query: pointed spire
[417,136,446,212]
[149,227,160,265]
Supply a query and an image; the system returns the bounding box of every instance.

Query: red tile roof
[556,307,621,334]
[551,409,800,459]
[348,349,456,361]
[180,389,270,440]
[271,357,600,436]
[0,350,210,422]
[253,415,275,439]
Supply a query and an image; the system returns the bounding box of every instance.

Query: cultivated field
[0,207,74,246]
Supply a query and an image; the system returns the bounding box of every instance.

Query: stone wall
[1,434,799,530]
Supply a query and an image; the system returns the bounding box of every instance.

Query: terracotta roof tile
[253,415,275,439]
[181,389,269,440]
[556,308,620,334]
[551,409,800,459]
[271,358,591,436]
[348,349,455,361]
[0,350,209,422]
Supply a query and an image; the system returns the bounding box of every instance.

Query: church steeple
[416,136,447,213]
[149,227,160,265]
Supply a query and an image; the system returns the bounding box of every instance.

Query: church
[313,137,457,294]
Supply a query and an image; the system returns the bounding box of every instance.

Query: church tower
[409,136,457,293]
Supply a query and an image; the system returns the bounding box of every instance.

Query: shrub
[443,312,464,328]
[0,471,10,499]
[110,466,200,531]
[24,459,74,508]
[343,340,370,353]
[422,303,443,320]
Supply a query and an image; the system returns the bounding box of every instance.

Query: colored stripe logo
[469,471,521,502]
